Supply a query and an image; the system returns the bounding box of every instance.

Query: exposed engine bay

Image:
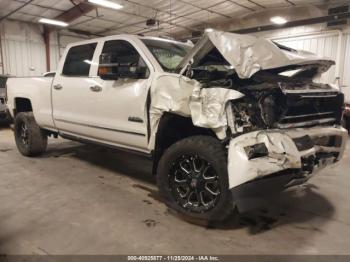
[188,57,344,138]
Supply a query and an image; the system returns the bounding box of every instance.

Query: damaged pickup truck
[5,31,347,222]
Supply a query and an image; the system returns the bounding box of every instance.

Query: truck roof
[65,34,192,49]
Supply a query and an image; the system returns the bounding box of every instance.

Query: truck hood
[178,30,335,79]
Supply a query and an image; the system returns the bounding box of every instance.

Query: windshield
[141,39,192,72]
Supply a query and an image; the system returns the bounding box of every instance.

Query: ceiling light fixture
[205,28,214,33]
[88,0,123,10]
[38,18,68,27]
[270,16,287,25]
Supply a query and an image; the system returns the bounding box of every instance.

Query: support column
[44,26,50,72]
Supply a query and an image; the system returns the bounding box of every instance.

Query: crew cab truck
[6,31,347,223]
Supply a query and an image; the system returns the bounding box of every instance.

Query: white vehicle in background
[5,31,347,223]
[342,88,350,132]
[0,74,9,123]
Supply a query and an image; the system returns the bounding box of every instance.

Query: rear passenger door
[52,42,99,137]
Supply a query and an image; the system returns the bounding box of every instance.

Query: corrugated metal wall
[273,32,339,84]
[0,20,88,76]
[0,35,3,74]
[49,32,89,71]
[0,20,46,76]
[256,25,341,83]
[343,33,350,87]
[256,24,350,99]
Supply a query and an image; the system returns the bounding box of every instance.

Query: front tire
[157,136,233,223]
[341,116,350,133]
[14,112,48,157]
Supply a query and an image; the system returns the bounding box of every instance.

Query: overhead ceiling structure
[0,0,350,39]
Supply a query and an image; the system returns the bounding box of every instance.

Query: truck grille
[276,91,344,128]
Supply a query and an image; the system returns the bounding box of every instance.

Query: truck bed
[6,76,55,130]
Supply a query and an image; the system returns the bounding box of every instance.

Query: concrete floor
[1,124,350,255]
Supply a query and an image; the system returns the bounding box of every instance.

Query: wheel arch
[152,112,217,175]
[14,97,33,115]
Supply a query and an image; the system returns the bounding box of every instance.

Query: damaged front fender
[149,74,244,148]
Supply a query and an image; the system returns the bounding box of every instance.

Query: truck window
[62,43,97,76]
[98,40,149,79]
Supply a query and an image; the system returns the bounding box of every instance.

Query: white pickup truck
[5,31,347,222]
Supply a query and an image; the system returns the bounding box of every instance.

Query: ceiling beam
[124,0,203,24]
[99,0,241,36]
[54,2,95,25]
[0,0,34,22]
[233,11,350,34]
[246,0,266,9]
[12,0,193,35]
[68,28,104,37]
[43,1,96,71]
[285,0,296,6]
[179,11,350,41]
[177,0,233,19]
[42,1,96,33]
[226,0,256,12]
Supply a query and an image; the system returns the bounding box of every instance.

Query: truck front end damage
[189,32,345,189]
[149,30,347,212]
[228,126,347,210]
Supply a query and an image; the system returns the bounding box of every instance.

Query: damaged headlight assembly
[244,143,269,160]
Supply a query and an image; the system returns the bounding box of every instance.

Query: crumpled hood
[179,30,335,79]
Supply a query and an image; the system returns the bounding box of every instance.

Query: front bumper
[0,111,8,120]
[228,126,347,210]
[0,96,8,120]
[0,108,11,122]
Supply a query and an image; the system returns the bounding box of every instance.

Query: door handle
[128,116,144,123]
[90,85,102,92]
[53,84,62,90]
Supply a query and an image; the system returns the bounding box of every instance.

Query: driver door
[75,39,152,151]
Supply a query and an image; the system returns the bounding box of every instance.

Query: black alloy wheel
[170,154,221,213]
[157,136,233,223]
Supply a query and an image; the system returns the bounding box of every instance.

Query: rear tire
[14,112,47,156]
[157,136,233,223]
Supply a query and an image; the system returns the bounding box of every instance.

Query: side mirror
[118,65,148,79]
[98,53,149,80]
[98,67,119,80]
[98,53,119,81]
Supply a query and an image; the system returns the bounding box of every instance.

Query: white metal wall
[0,20,88,76]
[257,25,341,83]
[255,24,350,100]
[343,33,350,87]
[0,20,46,76]
[273,32,339,84]
[0,37,3,74]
